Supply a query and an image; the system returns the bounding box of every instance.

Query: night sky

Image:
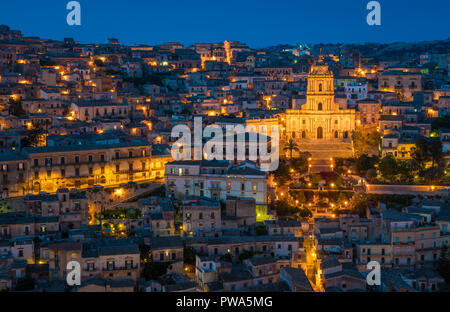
[1,0,449,48]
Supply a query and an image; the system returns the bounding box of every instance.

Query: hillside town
[0,25,450,292]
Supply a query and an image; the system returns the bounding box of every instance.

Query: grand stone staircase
[297,140,354,159]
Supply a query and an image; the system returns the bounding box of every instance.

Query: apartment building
[24,132,151,194]
[165,160,267,207]
[182,196,221,237]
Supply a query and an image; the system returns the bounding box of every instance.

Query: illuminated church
[283,62,357,158]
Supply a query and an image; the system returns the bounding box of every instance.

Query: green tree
[378,154,398,182]
[355,154,378,175]
[352,130,381,156]
[220,253,232,263]
[366,168,378,182]
[291,152,310,173]
[142,262,172,281]
[284,139,299,159]
[437,245,450,284]
[423,166,445,185]
[184,247,196,265]
[298,208,312,219]
[397,160,414,183]
[273,161,290,186]
[411,136,430,173]
[239,250,254,262]
[270,200,296,217]
[21,124,45,147]
[429,139,443,167]
[255,224,268,235]
[8,98,26,117]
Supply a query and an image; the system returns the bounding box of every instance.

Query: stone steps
[298,141,354,159]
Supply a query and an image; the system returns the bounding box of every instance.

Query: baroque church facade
[282,62,357,158]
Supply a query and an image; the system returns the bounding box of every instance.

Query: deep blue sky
[1,0,449,48]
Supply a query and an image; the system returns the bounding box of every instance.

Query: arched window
[318,103,323,111]
[302,131,306,139]
[334,131,339,138]
[292,132,296,138]
[344,131,348,139]
[319,83,323,92]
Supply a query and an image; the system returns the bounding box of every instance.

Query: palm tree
[284,139,299,159]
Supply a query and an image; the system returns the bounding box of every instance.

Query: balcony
[102,264,138,271]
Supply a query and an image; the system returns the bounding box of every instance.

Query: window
[88,155,93,162]
[107,260,115,270]
[75,156,79,163]
[318,103,323,111]
[125,260,133,269]
[60,156,65,165]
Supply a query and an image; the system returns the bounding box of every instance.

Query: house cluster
[0,24,449,292]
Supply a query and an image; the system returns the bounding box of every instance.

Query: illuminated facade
[165,160,267,206]
[0,133,156,198]
[283,63,356,158]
